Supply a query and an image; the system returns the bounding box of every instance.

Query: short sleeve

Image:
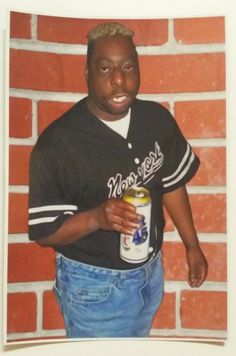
[28,147,78,241]
[161,118,200,193]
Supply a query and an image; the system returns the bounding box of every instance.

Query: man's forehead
[91,35,137,57]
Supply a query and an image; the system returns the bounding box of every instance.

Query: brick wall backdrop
[7,12,227,342]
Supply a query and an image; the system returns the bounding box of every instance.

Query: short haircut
[86,22,136,65]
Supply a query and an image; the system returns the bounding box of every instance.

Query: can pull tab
[135,191,145,198]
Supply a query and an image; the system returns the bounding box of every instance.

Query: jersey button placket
[127,141,140,166]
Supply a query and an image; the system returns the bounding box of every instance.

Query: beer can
[120,186,151,263]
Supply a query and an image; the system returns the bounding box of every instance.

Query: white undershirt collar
[99,109,131,139]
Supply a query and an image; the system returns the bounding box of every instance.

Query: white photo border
[1,0,236,355]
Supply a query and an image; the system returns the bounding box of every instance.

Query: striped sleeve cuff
[28,204,78,240]
[162,144,199,191]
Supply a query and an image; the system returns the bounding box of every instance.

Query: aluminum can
[120,186,151,263]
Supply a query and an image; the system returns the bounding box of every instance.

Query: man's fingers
[189,266,208,288]
[110,214,141,234]
[98,198,143,233]
[109,200,143,223]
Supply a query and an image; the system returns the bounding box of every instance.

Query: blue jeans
[54,251,164,338]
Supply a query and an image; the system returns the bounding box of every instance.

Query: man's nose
[111,68,125,87]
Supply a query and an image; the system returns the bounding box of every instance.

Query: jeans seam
[138,269,149,307]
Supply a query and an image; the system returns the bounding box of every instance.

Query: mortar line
[32,99,38,143]
[10,38,225,56]
[36,289,43,333]
[9,88,226,102]
[31,14,38,41]
[175,288,182,331]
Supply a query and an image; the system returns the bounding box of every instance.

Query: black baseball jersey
[28,98,200,269]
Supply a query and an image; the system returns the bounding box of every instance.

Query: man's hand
[93,198,142,235]
[163,186,208,288]
[186,245,208,288]
[37,198,142,247]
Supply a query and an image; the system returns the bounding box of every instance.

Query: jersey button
[134,157,140,164]
[128,142,132,149]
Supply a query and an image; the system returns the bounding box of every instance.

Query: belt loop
[56,253,62,268]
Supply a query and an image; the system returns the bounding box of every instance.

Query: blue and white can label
[120,187,151,263]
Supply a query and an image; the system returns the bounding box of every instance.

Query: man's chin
[106,101,133,117]
[106,109,130,120]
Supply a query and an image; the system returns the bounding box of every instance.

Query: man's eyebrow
[95,57,113,63]
[95,55,137,63]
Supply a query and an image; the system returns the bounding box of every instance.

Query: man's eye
[123,64,134,72]
[99,66,110,73]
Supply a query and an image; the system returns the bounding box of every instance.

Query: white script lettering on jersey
[107,141,164,198]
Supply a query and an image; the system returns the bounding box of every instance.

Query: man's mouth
[111,95,129,104]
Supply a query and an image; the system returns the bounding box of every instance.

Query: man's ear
[84,64,89,81]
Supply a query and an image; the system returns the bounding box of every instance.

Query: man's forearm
[37,208,100,247]
[36,198,141,247]
[163,185,199,248]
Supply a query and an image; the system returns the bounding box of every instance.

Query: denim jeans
[54,251,164,338]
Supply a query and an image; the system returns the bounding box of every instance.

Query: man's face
[85,35,140,121]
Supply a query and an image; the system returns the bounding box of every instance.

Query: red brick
[181,290,227,330]
[125,19,168,46]
[8,243,56,282]
[8,193,28,234]
[162,242,227,282]
[162,242,186,281]
[174,17,225,44]
[10,11,31,39]
[9,97,32,138]
[7,292,37,333]
[160,102,170,110]
[10,49,87,92]
[139,53,225,93]
[38,101,74,134]
[10,50,225,94]
[190,147,226,186]
[152,293,176,329]
[37,17,168,45]
[189,194,226,233]
[43,290,65,330]
[165,193,226,233]
[164,207,175,232]
[9,145,33,185]
[174,100,226,139]
[202,243,227,282]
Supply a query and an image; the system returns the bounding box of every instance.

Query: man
[28,22,208,338]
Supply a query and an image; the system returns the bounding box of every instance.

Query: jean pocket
[66,282,112,305]
[57,259,113,305]
[74,284,112,304]
[58,272,112,305]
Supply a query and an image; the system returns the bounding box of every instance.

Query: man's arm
[163,185,208,287]
[37,199,142,247]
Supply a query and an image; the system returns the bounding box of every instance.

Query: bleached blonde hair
[86,22,136,65]
[87,22,134,41]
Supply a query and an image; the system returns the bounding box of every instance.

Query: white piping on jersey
[162,144,191,183]
[29,211,75,226]
[28,204,78,214]
[162,151,195,188]
[29,216,59,225]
